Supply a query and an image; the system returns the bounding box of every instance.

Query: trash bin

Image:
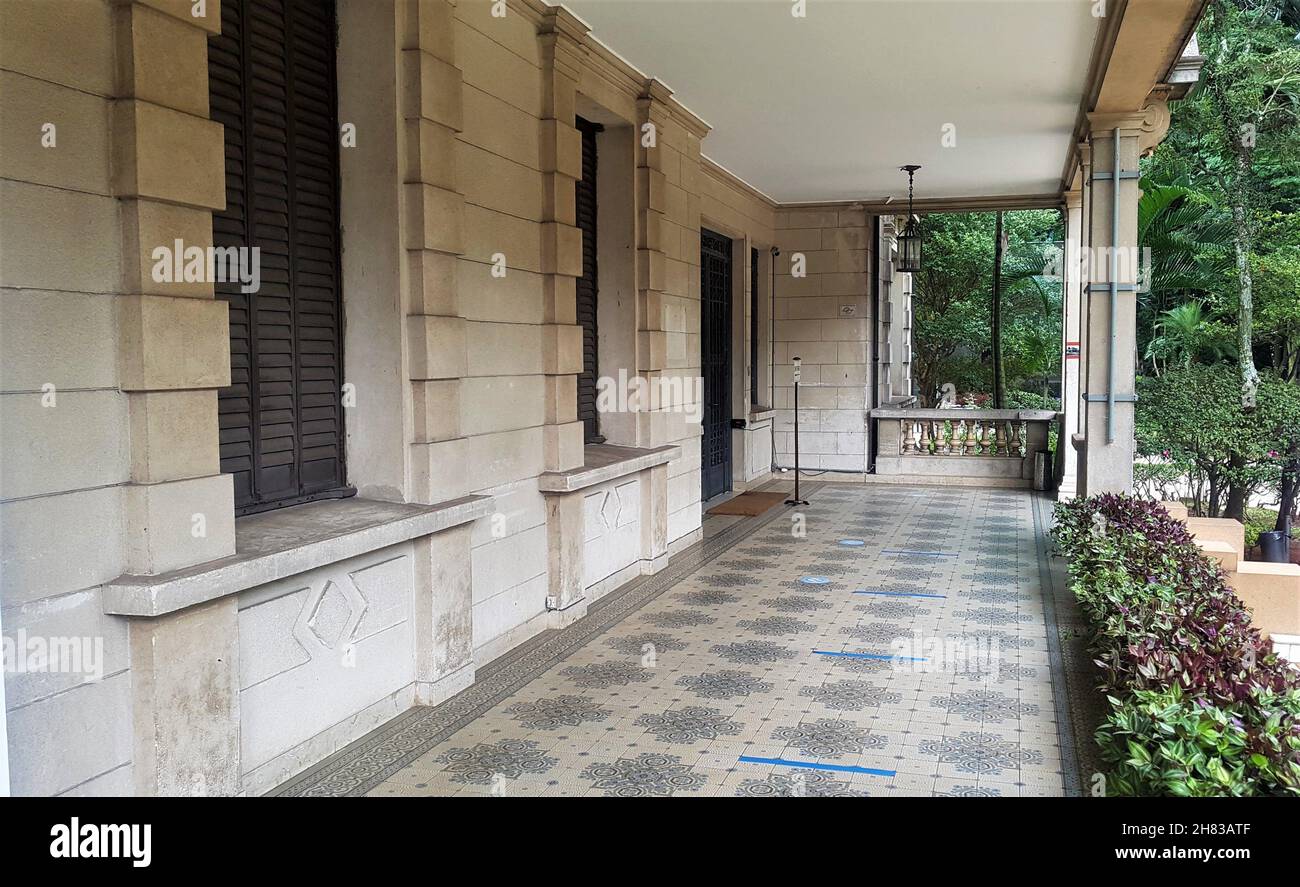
[1032,450,1051,492]
[1259,529,1291,563]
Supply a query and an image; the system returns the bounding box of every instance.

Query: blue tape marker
[837,539,865,547]
[813,649,927,662]
[799,576,832,585]
[881,549,959,557]
[738,755,896,778]
[853,590,946,599]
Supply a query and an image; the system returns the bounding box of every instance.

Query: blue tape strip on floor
[737,755,897,778]
[853,590,946,598]
[837,539,865,547]
[881,549,958,557]
[798,576,832,585]
[813,649,927,662]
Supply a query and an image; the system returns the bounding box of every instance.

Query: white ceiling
[561,0,1102,204]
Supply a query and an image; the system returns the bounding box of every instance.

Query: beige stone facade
[0,0,1203,795]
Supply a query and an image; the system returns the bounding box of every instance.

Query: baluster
[919,420,932,454]
[964,420,978,456]
[901,420,915,454]
[995,421,1008,456]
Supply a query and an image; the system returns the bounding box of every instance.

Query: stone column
[399,0,478,698]
[404,0,469,506]
[1057,187,1084,499]
[635,81,674,449]
[111,0,240,796]
[535,8,589,627]
[538,7,586,473]
[877,217,897,404]
[1079,104,1167,494]
[1072,140,1093,494]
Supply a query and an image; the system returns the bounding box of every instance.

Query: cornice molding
[700,156,778,209]
[779,193,1064,215]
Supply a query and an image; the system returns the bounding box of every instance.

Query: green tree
[1183,0,1300,403]
[1136,363,1300,520]
[910,211,1061,406]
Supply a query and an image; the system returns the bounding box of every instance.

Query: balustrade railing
[868,407,1059,480]
[899,416,1027,457]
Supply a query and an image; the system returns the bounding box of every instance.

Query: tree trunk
[1224,454,1247,522]
[1278,444,1300,533]
[992,211,1005,408]
[1208,471,1222,518]
[1231,149,1260,408]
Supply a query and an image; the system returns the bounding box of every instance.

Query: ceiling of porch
[561,0,1103,205]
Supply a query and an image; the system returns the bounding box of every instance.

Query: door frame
[700,226,735,502]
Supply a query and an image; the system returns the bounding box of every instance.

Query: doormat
[706,491,788,516]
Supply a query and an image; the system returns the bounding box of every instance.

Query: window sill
[102,494,495,617]
[538,444,680,494]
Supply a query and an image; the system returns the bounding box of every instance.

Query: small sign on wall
[840,304,856,317]
[1065,341,1080,360]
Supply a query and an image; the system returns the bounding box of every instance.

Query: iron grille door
[700,228,733,501]
[209,0,347,513]
[575,117,603,443]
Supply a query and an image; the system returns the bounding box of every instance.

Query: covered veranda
[0,0,1206,797]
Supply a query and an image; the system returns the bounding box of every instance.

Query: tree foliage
[910,210,1062,406]
[1135,364,1300,519]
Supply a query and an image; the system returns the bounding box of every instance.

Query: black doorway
[700,228,733,502]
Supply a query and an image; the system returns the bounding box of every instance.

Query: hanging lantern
[897,164,922,273]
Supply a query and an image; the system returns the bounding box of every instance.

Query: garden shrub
[1052,493,1300,796]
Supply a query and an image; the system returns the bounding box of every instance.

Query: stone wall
[772,207,873,472]
[1,0,231,797]
[0,0,782,795]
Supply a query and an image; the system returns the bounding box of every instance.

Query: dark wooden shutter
[700,228,733,501]
[209,0,348,514]
[575,117,603,444]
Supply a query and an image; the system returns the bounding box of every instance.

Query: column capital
[1087,97,1171,155]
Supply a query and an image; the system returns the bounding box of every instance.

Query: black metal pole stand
[785,377,808,506]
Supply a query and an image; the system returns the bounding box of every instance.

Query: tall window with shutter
[575,116,603,444]
[208,0,349,514]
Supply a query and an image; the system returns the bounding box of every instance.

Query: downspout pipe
[1107,127,1119,444]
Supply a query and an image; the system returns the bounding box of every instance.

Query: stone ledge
[538,444,680,493]
[102,495,495,617]
[869,407,1058,421]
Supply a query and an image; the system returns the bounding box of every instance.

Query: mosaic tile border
[269,482,817,797]
[1029,493,1083,798]
[1033,494,1105,792]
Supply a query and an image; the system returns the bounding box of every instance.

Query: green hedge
[1052,494,1300,796]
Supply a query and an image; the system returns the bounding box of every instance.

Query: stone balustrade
[869,408,1059,484]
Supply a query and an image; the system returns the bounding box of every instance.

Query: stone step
[1227,561,1300,639]
[1185,516,1245,562]
[1195,538,1238,573]
[1159,500,1188,521]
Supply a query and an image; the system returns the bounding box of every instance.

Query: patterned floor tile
[273,482,1077,798]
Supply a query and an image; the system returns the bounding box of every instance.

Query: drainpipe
[770,246,779,472]
[868,215,880,473]
[1107,128,1119,444]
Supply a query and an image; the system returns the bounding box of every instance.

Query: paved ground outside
[275,482,1082,797]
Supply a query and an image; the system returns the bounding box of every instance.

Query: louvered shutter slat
[209,0,346,513]
[575,117,602,444]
